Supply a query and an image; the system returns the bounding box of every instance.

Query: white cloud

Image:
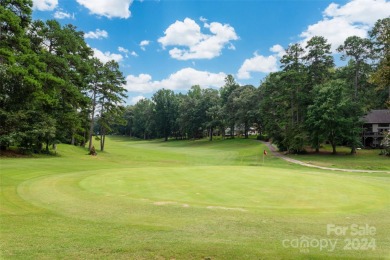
[270,44,285,58]
[228,43,236,50]
[84,29,108,39]
[118,47,138,58]
[54,11,74,19]
[76,0,133,19]
[92,48,123,63]
[140,40,150,51]
[125,67,226,93]
[300,0,390,51]
[32,0,58,11]
[118,47,131,58]
[237,52,278,79]
[118,47,129,53]
[324,0,390,25]
[130,95,146,105]
[158,18,238,60]
[200,16,208,23]
[237,0,390,79]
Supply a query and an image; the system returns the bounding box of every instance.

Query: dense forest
[1,1,389,154]
[1,0,127,153]
[117,18,389,154]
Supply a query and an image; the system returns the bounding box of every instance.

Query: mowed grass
[1,136,389,259]
[286,145,390,171]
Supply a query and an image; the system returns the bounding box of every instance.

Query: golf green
[1,137,389,259]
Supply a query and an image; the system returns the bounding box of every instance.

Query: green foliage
[1,7,387,157]
[152,89,178,141]
[307,80,355,154]
[132,99,156,139]
[369,17,390,107]
[0,7,126,153]
[380,130,390,156]
[304,36,334,86]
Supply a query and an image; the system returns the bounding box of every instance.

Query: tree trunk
[331,143,337,155]
[82,131,86,147]
[102,132,106,152]
[88,86,97,151]
[71,134,75,145]
[350,129,357,154]
[231,124,235,139]
[209,127,213,141]
[244,122,249,139]
[354,67,358,99]
[315,134,320,153]
[100,131,103,151]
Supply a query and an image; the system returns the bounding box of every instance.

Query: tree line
[1,1,388,155]
[1,1,127,153]
[117,18,389,155]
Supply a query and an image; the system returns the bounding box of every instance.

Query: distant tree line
[117,18,389,155]
[116,78,260,142]
[1,1,126,153]
[1,1,388,155]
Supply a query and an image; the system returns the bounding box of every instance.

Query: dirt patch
[153,201,190,208]
[153,201,177,206]
[206,206,247,212]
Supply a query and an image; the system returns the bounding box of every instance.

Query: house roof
[362,109,390,124]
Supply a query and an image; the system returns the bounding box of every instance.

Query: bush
[89,146,97,156]
[257,134,270,142]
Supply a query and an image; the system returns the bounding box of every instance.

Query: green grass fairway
[1,137,389,259]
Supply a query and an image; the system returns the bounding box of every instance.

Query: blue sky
[32,0,390,104]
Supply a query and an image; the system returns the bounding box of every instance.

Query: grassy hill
[1,136,389,259]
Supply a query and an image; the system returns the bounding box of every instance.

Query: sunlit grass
[286,144,390,171]
[1,137,389,259]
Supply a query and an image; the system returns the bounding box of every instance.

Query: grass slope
[1,136,389,259]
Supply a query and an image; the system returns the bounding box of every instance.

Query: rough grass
[287,144,390,171]
[1,136,389,259]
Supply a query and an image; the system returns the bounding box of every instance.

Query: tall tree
[304,36,334,152]
[97,60,126,151]
[28,20,93,147]
[220,75,239,138]
[152,89,178,141]
[202,88,220,141]
[132,99,155,139]
[0,0,48,151]
[87,58,104,151]
[118,105,134,136]
[280,43,308,152]
[304,36,334,86]
[307,80,358,154]
[178,85,204,139]
[230,85,258,139]
[337,36,373,100]
[369,17,390,108]
[259,72,292,151]
[337,36,374,154]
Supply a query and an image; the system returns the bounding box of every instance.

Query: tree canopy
[1,4,388,155]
